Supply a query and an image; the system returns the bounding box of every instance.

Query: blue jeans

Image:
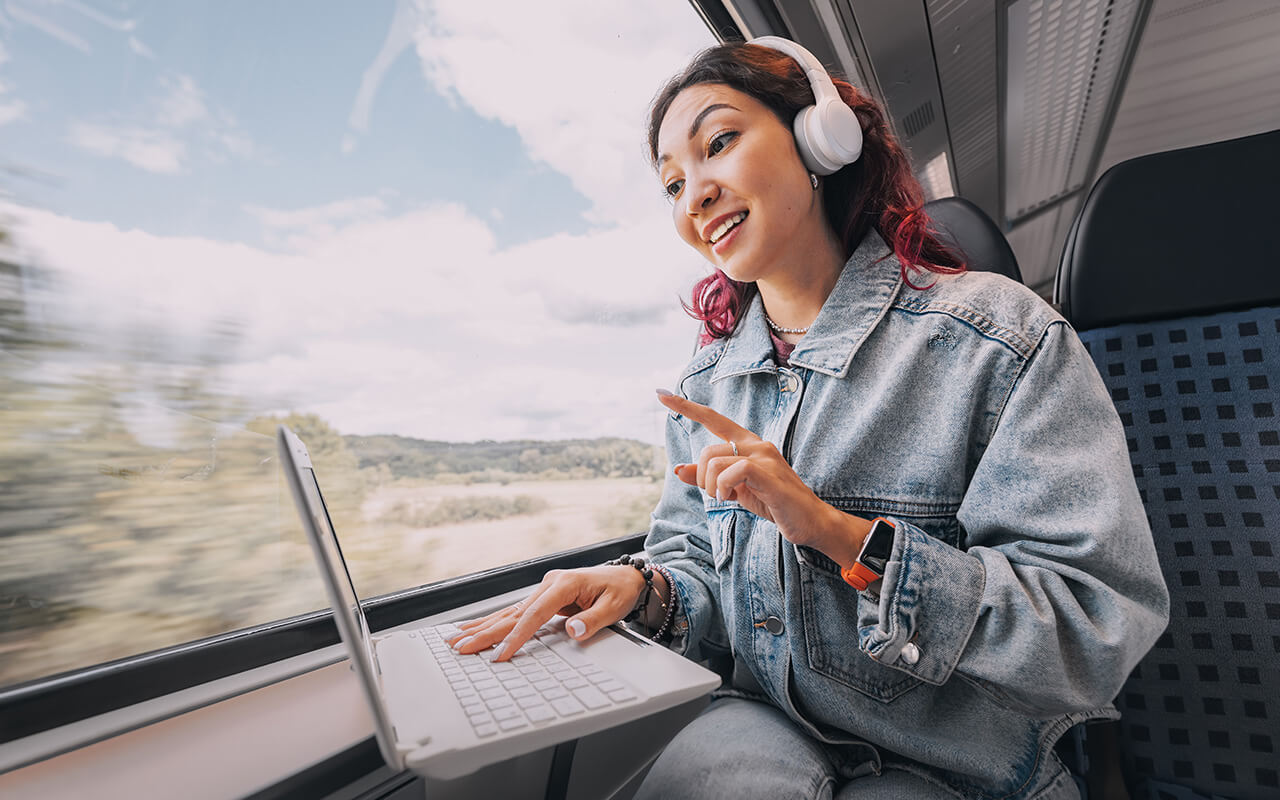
[634,697,1082,800]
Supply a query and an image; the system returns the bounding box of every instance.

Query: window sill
[0,586,530,797]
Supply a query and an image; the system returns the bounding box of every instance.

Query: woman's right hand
[444,565,650,662]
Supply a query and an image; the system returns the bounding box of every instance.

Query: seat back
[1057,129,1280,799]
[922,196,1023,283]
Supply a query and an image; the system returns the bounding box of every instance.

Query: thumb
[565,593,635,640]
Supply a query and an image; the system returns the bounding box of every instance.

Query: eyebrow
[658,103,740,166]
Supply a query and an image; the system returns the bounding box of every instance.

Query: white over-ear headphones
[748,36,863,176]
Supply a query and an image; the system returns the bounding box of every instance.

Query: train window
[0,1,711,692]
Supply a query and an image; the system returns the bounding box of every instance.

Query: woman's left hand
[657,391,866,561]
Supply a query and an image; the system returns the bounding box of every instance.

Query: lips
[702,211,748,244]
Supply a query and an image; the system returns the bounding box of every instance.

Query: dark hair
[647,41,965,342]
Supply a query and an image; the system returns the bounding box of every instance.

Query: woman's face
[656,83,820,284]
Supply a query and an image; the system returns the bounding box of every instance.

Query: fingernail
[655,388,675,398]
[453,636,473,652]
[567,619,586,639]
[491,642,508,660]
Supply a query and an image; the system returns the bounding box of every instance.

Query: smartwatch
[841,517,895,591]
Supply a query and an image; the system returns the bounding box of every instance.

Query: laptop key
[516,695,545,709]
[571,686,611,710]
[484,696,515,710]
[510,686,536,699]
[492,706,522,721]
[607,687,637,702]
[551,697,585,717]
[542,687,569,700]
[560,676,588,689]
[526,706,556,724]
[473,723,499,738]
[498,717,528,732]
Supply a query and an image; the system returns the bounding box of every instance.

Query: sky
[0,0,716,445]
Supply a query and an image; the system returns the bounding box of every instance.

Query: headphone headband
[747,36,863,175]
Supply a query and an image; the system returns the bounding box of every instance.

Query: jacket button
[900,642,920,665]
[762,615,784,635]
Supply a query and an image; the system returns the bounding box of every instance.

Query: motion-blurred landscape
[0,256,664,690]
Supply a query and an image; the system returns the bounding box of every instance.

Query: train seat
[1056,128,1280,799]
[922,196,1024,283]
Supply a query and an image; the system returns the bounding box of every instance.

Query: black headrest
[922,197,1023,284]
[1056,128,1280,332]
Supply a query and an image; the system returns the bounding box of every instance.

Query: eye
[707,131,737,156]
[664,178,684,198]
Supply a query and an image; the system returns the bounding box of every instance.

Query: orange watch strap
[841,561,880,591]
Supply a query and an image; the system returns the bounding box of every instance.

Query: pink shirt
[768,329,796,366]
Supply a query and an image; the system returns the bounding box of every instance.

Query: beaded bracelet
[647,561,678,642]
[605,554,677,642]
[605,553,654,623]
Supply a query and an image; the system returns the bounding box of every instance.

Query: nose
[684,172,719,217]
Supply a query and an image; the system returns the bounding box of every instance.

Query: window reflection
[0,1,710,689]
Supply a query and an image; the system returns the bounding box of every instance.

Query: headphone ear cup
[792,105,839,175]
[793,100,863,176]
[816,97,863,167]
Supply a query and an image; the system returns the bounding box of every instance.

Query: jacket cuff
[661,564,714,659]
[856,517,985,685]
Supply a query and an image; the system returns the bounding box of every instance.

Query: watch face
[859,519,895,574]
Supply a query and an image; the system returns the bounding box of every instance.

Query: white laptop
[277,424,719,780]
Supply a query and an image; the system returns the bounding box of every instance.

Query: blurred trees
[0,246,662,690]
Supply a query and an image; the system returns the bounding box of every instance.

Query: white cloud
[66,122,187,173]
[6,1,91,53]
[66,72,257,173]
[58,0,137,33]
[127,35,155,59]
[156,74,208,128]
[4,198,706,442]
[347,0,712,226]
[0,98,26,125]
[343,0,427,153]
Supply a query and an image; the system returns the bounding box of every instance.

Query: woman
[448,39,1169,799]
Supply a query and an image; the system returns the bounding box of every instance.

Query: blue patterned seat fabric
[1076,305,1280,800]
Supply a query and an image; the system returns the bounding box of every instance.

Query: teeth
[709,212,747,244]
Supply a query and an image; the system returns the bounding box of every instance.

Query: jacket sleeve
[643,407,730,662]
[856,319,1171,715]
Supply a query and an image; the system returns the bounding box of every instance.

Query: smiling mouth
[708,211,748,244]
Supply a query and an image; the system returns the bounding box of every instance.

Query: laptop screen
[278,425,403,769]
[296,465,378,668]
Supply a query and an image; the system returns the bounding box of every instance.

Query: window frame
[0,532,647,751]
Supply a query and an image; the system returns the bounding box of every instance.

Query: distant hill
[343,434,663,480]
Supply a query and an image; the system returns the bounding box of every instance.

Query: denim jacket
[644,231,1170,799]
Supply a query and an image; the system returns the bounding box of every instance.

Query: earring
[809,173,819,190]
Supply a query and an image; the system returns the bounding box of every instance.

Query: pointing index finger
[657,390,759,444]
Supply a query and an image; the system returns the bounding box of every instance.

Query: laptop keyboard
[418,622,638,739]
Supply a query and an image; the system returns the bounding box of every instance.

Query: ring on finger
[730,440,738,457]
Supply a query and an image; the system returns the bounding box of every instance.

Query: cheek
[673,204,701,249]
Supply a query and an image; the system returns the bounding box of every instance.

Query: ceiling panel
[1096,0,1280,174]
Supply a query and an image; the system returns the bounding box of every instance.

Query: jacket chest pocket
[795,505,960,703]
[797,560,922,702]
[709,510,736,571]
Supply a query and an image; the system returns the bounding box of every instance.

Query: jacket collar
[710,230,902,382]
